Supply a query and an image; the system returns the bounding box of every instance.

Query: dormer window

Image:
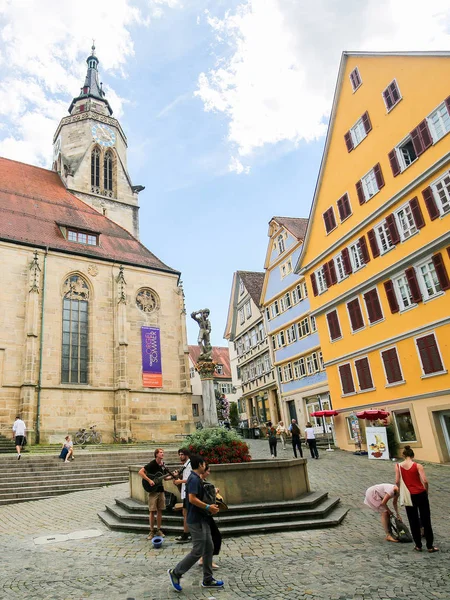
[67,229,98,246]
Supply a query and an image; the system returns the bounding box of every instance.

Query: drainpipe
[35,247,48,444]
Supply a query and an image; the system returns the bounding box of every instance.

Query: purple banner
[141,326,163,387]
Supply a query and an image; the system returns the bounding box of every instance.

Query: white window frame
[283,363,293,382]
[297,317,310,339]
[349,241,365,272]
[361,168,379,201]
[286,324,297,345]
[250,328,258,347]
[395,134,418,172]
[394,202,418,241]
[258,322,265,341]
[276,331,286,348]
[380,345,405,386]
[374,220,394,255]
[427,102,450,143]
[291,284,302,304]
[392,409,417,443]
[318,351,324,370]
[302,282,308,298]
[264,353,271,372]
[334,253,347,282]
[239,308,245,325]
[349,66,362,92]
[393,274,415,311]
[245,301,252,319]
[431,171,450,216]
[270,300,279,319]
[382,78,402,113]
[414,331,446,377]
[310,316,317,332]
[306,354,315,376]
[280,259,293,279]
[293,357,306,379]
[277,233,285,255]
[315,267,327,294]
[415,259,442,301]
[239,281,245,296]
[244,334,250,351]
[350,117,367,147]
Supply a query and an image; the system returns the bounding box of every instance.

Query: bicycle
[74,425,102,445]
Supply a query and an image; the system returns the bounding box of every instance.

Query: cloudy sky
[1,0,450,345]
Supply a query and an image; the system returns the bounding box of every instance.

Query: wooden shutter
[337,193,351,221]
[323,262,332,287]
[385,214,400,245]
[417,334,444,375]
[418,119,433,151]
[337,196,344,220]
[405,267,422,303]
[383,280,399,314]
[347,299,364,331]
[388,149,401,177]
[350,68,361,90]
[373,163,385,189]
[422,186,439,220]
[356,180,365,205]
[329,208,336,230]
[411,126,424,156]
[409,197,425,229]
[432,253,450,290]
[362,111,372,134]
[344,131,354,152]
[390,81,400,104]
[383,89,393,110]
[445,96,450,114]
[310,273,318,297]
[359,236,370,263]
[339,363,355,394]
[381,348,402,384]
[355,357,373,390]
[323,207,336,233]
[363,289,383,323]
[341,248,352,275]
[326,310,341,341]
[328,260,337,285]
[367,229,380,258]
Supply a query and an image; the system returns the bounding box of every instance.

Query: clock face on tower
[91,123,116,147]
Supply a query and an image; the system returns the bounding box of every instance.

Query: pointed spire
[68,44,112,115]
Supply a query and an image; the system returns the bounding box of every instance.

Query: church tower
[52,45,144,238]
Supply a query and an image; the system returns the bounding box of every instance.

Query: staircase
[0,432,28,454]
[98,491,348,536]
[0,450,180,505]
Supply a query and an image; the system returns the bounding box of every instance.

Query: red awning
[310,410,339,417]
[355,409,390,421]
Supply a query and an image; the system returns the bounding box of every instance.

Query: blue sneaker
[168,569,182,592]
[201,579,224,588]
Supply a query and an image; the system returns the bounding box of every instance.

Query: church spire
[68,45,112,116]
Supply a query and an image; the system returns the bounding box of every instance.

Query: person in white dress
[276,421,287,450]
[364,483,400,542]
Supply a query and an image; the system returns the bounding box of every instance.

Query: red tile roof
[272,216,308,241]
[188,345,231,378]
[0,157,178,273]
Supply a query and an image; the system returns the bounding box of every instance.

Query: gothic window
[104,150,113,193]
[91,147,100,192]
[61,275,90,384]
[136,288,159,313]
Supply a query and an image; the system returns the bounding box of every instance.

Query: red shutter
[405,267,422,303]
[326,310,341,341]
[445,96,450,114]
[417,334,444,375]
[341,248,352,275]
[367,229,380,258]
[337,193,351,220]
[411,126,424,156]
[418,119,433,151]
[409,197,425,229]
[383,89,393,110]
[373,163,385,189]
[381,348,402,384]
[362,111,372,134]
[329,208,336,230]
[355,357,373,390]
[344,131,354,152]
[390,81,400,104]
[323,262,332,287]
[363,289,383,324]
[337,196,344,220]
[323,208,336,233]
[432,253,450,290]
[342,193,351,218]
[356,180,365,205]
[338,364,355,395]
[359,236,370,263]
[385,213,400,245]
[310,273,318,297]
[347,299,364,331]
[328,260,337,285]
[388,149,401,177]
[422,186,439,220]
[383,280,399,314]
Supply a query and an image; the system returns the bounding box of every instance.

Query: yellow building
[296,52,450,463]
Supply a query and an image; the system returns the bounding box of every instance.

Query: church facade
[0,48,193,443]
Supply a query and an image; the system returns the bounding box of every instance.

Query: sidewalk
[0,440,448,600]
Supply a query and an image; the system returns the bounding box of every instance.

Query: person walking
[276,421,287,450]
[364,483,400,542]
[305,422,319,459]
[168,454,224,592]
[289,418,303,458]
[12,416,26,460]
[174,448,192,544]
[395,445,439,553]
[139,448,174,539]
[198,463,221,569]
[266,421,278,458]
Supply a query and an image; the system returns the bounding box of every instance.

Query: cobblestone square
[1,441,448,600]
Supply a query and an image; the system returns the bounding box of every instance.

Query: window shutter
[411,126,424,156]
[339,364,355,395]
[326,310,341,341]
[385,214,400,245]
[405,267,422,303]
[390,81,400,104]
[344,131,354,152]
[341,248,352,275]
[328,260,337,285]
[337,197,344,220]
[329,208,336,230]
[359,236,370,263]
[418,119,433,151]
[310,273,318,297]
[355,357,373,390]
[383,280,399,313]
[337,194,350,221]
[323,262,332,287]
[373,163,385,189]
[367,229,380,258]
[347,299,364,331]
[432,253,450,291]
[422,186,439,220]
[362,111,372,134]
[409,197,425,229]
[383,89,393,110]
[388,149,401,177]
[323,208,336,233]
[356,180,365,205]
[445,96,450,115]
[381,348,402,384]
[363,289,383,324]
[417,334,443,375]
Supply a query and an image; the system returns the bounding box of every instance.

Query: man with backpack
[289,418,303,458]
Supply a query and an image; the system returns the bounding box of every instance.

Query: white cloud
[0,0,179,166]
[196,0,450,173]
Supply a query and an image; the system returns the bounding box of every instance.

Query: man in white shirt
[174,448,192,543]
[12,416,26,460]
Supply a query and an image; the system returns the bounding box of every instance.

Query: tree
[229,401,239,427]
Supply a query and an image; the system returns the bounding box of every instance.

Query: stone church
[0,47,193,443]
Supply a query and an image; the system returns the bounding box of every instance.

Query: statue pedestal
[196,360,219,427]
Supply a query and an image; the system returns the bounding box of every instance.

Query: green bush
[187,427,251,464]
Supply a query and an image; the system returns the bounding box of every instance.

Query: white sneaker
[271,455,275,458]
[17,454,21,460]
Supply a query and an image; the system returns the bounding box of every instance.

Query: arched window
[61,275,90,384]
[104,150,113,192]
[91,147,100,191]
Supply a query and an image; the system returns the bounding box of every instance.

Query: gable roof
[188,345,231,378]
[0,157,178,274]
[237,271,265,307]
[272,216,308,241]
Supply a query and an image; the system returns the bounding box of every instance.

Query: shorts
[183,497,188,510]
[148,492,165,512]
[15,436,25,447]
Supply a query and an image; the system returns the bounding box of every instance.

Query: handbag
[397,465,413,507]
[389,515,413,543]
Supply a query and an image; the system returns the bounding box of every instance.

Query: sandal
[413,547,422,552]
[428,547,439,553]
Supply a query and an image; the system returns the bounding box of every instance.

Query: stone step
[0,478,127,504]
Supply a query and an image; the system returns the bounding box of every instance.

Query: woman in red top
[395,446,438,553]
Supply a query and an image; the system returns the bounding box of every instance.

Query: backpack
[389,515,413,543]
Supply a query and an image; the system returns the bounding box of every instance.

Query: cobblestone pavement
[1,441,449,600]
